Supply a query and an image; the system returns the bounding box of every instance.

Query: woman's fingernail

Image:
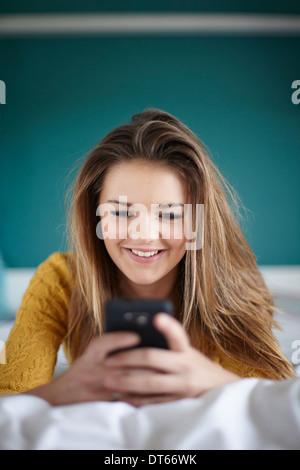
[156,313,170,325]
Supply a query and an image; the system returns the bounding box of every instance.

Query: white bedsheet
[0,378,299,450]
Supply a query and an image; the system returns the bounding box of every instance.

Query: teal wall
[0,4,299,267]
[0,1,300,14]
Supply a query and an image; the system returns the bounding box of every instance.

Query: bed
[0,266,299,450]
[0,377,299,450]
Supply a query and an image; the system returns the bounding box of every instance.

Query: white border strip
[0,13,300,36]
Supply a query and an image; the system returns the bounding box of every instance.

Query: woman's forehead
[100,160,188,204]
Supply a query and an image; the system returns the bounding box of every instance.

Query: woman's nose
[127,207,160,241]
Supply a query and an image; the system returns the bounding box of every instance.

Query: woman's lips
[123,247,167,264]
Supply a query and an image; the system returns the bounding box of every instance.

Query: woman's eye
[110,210,133,217]
[110,211,182,219]
[160,213,182,220]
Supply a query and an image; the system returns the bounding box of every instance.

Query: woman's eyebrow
[107,199,131,206]
[106,199,184,208]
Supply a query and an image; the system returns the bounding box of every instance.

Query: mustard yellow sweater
[0,253,72,395]
[0,252,265,396]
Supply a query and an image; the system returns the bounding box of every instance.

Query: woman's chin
[125,274,162,287]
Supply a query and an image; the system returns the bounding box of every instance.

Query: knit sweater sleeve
[0,252,72,395]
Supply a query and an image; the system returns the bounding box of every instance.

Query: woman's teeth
[131,249,159,258]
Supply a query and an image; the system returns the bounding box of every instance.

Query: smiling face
[98,160,188,298]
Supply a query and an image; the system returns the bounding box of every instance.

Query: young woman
[0,109,294,406]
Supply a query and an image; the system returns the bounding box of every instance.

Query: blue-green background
[0,1,299,267]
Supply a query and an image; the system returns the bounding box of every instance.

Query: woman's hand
[26,331,141,406]
[27,313,239,407]
[102,313,240,407]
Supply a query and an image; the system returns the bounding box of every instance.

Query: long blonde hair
[66,108,294,379]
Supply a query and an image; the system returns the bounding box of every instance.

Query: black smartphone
[104,298,174,354]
